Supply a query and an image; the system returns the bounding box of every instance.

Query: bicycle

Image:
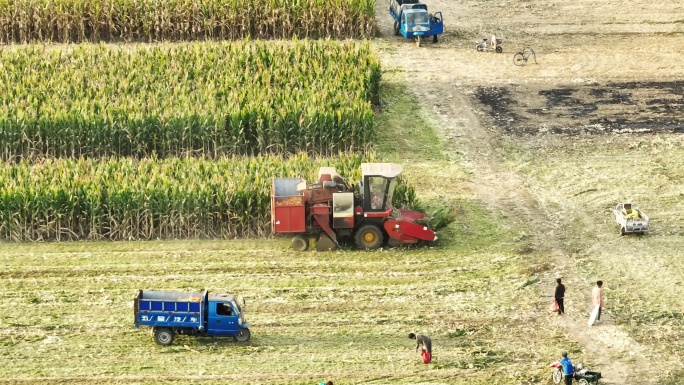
[513,47,536,66]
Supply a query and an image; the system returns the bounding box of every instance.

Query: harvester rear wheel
[292,235,309,252]
[355,224,384,249]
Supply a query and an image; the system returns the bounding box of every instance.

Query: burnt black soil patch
[539,88,580,108]
[474,81,684,136]
[474,86,533,134]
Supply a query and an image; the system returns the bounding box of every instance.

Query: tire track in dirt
[373,1,668,383]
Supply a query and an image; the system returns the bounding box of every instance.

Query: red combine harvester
[271,163,437,251]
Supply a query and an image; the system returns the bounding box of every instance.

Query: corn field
[0,0,375,43]
[0,41,381,160]
[0,154,416,241]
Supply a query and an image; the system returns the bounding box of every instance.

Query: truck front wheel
[235,328,251,342]
[154,328,174,346]
[620,227,626,236]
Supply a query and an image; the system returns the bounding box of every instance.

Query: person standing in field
[555,277,566,315]
[560,351,574,385]
[408,333,432,363]
[592,280,604,322]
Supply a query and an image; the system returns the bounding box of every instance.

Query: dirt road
[374,0,684,383]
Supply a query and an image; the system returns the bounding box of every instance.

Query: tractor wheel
[495,46,503,53]
[355,224,384,249]
[291,235,309,252]
[578,379,589,385]
[416,35,422,47]
[154,328,174,346]
[393,21,400,36]
[551,368,563,384]
[234,328,251,342]
[476,44,484,52]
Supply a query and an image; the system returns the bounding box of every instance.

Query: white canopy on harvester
[361,163,403,178]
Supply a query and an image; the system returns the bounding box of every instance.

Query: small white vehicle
[613,202,649,236]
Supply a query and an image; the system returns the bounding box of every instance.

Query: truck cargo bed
[134,290,206,329]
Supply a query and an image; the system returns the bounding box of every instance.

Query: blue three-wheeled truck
[389,0,443,47]
[134,289,250,345]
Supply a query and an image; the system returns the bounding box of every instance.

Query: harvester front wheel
[292,235,309,252]
[154,328,174,346]
[355,224,384,250]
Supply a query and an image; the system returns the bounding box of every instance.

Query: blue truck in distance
[134,289,250,346]
[389,0,444,47]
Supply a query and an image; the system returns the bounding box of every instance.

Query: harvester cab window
[386,179,397,209]
[216,303,233,316]
[368,176,387,210]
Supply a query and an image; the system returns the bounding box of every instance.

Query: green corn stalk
[0,41,381,160]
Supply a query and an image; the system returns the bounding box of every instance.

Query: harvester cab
[359,163,402,212]
[272,163,437,251]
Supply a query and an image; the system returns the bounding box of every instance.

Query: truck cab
[390,0,444,46]
[206,293,245,336]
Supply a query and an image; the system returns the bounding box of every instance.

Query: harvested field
[373,0,684,383]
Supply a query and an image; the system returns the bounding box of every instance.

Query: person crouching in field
[408,333,432,363]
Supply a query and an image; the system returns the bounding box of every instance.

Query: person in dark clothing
[555,278,566,315]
